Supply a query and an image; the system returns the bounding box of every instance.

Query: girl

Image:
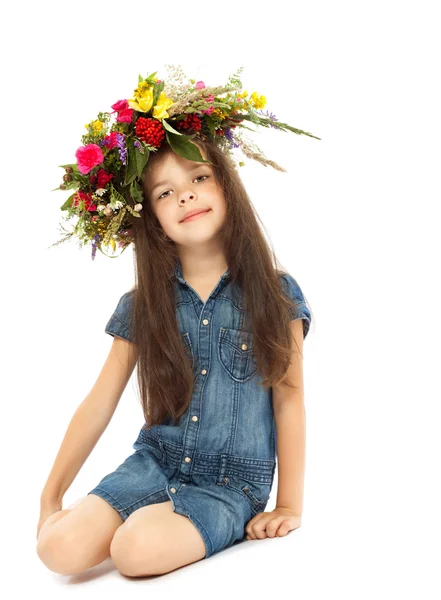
[37,68,315,576]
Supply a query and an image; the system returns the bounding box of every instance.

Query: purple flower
[256,109,279,128]
[91,234,100,260]
[225,128,240,149]
[116,133,127,165]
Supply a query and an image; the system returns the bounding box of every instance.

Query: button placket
[177,297,217,479]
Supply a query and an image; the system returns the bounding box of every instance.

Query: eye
[158,175,209,199]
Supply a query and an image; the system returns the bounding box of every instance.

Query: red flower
[73,191,97,212]
[75,144,104,174]
[96,169,114,188]
[102,131,120,149]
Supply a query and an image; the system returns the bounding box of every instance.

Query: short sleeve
[279,273,312,339]
[104,291,135,343]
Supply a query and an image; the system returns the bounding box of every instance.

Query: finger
[245,514,266,540]
[275,521,293,537]
[251,515,271,540]
[265,516,286,538]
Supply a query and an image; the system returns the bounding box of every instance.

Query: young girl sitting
[37,66,316,577]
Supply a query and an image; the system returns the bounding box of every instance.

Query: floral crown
[50,65,320,260]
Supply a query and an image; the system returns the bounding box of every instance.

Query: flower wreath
[51,64,320,260]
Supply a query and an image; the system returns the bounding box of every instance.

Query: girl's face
[143,147,227,247]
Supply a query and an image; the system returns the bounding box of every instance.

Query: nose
[179,191,196,204]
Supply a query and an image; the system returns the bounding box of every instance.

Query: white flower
[134,203,143,212]
[95,188,107,197]
[109,200,124,210]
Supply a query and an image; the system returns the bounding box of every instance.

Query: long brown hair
[130,137,312,428]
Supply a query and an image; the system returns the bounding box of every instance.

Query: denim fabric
[88,258,311,558]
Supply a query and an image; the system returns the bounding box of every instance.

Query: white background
[2,0,439,597]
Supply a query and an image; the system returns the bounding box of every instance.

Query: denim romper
[87,257,311,558]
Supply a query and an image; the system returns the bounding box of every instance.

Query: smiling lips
[180,209,211,223]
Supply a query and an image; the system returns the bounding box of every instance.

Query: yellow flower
[92,120,103,133]
[209,106,228,120]
[128,82,154,113]
[250,92,266,109]
[152,91,174,121]
[237,90,248,99]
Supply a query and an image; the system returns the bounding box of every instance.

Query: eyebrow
[150,165,211,195]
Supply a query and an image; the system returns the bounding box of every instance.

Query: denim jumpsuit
[87,257,311,558]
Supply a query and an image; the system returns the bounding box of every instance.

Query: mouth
[180,209,211,223]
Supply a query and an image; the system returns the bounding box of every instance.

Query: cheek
[156,204,177,230]
[213,195,227,218]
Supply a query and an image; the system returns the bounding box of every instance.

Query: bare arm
[272,318,306,516]
[40,337,138,503]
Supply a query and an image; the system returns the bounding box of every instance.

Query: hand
[245,507,302,540]
[37,497,63,541]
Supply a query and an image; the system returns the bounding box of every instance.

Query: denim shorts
[87,426,275,559]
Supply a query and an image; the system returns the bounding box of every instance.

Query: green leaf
[124,142,150,185]
[146,71,158,83]
[130,180,145,204]
[58,163,79,171]
[162,119,182,135]
[165,131,211,163]
[60,192,76,211]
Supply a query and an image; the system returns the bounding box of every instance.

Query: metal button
[241,343,248,350]
[170,487,176,493]
[203,319,209,325]
[224,477,229,484]
[243,487,249,492]
[201,369,207,375]
[192,415,198,422]
[184,456,191,463]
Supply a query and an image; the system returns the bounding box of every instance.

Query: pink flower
[75,144,104,174]
[202,93,215,115]
[116,108,133,123]
[111,99,128,112]
[195,81,206,89]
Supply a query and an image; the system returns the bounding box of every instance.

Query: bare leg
[36,494,124,575]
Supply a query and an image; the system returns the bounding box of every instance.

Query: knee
[36,530,92,576]
[110,526,166,577]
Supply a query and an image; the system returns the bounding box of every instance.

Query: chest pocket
[218,327,258,382]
